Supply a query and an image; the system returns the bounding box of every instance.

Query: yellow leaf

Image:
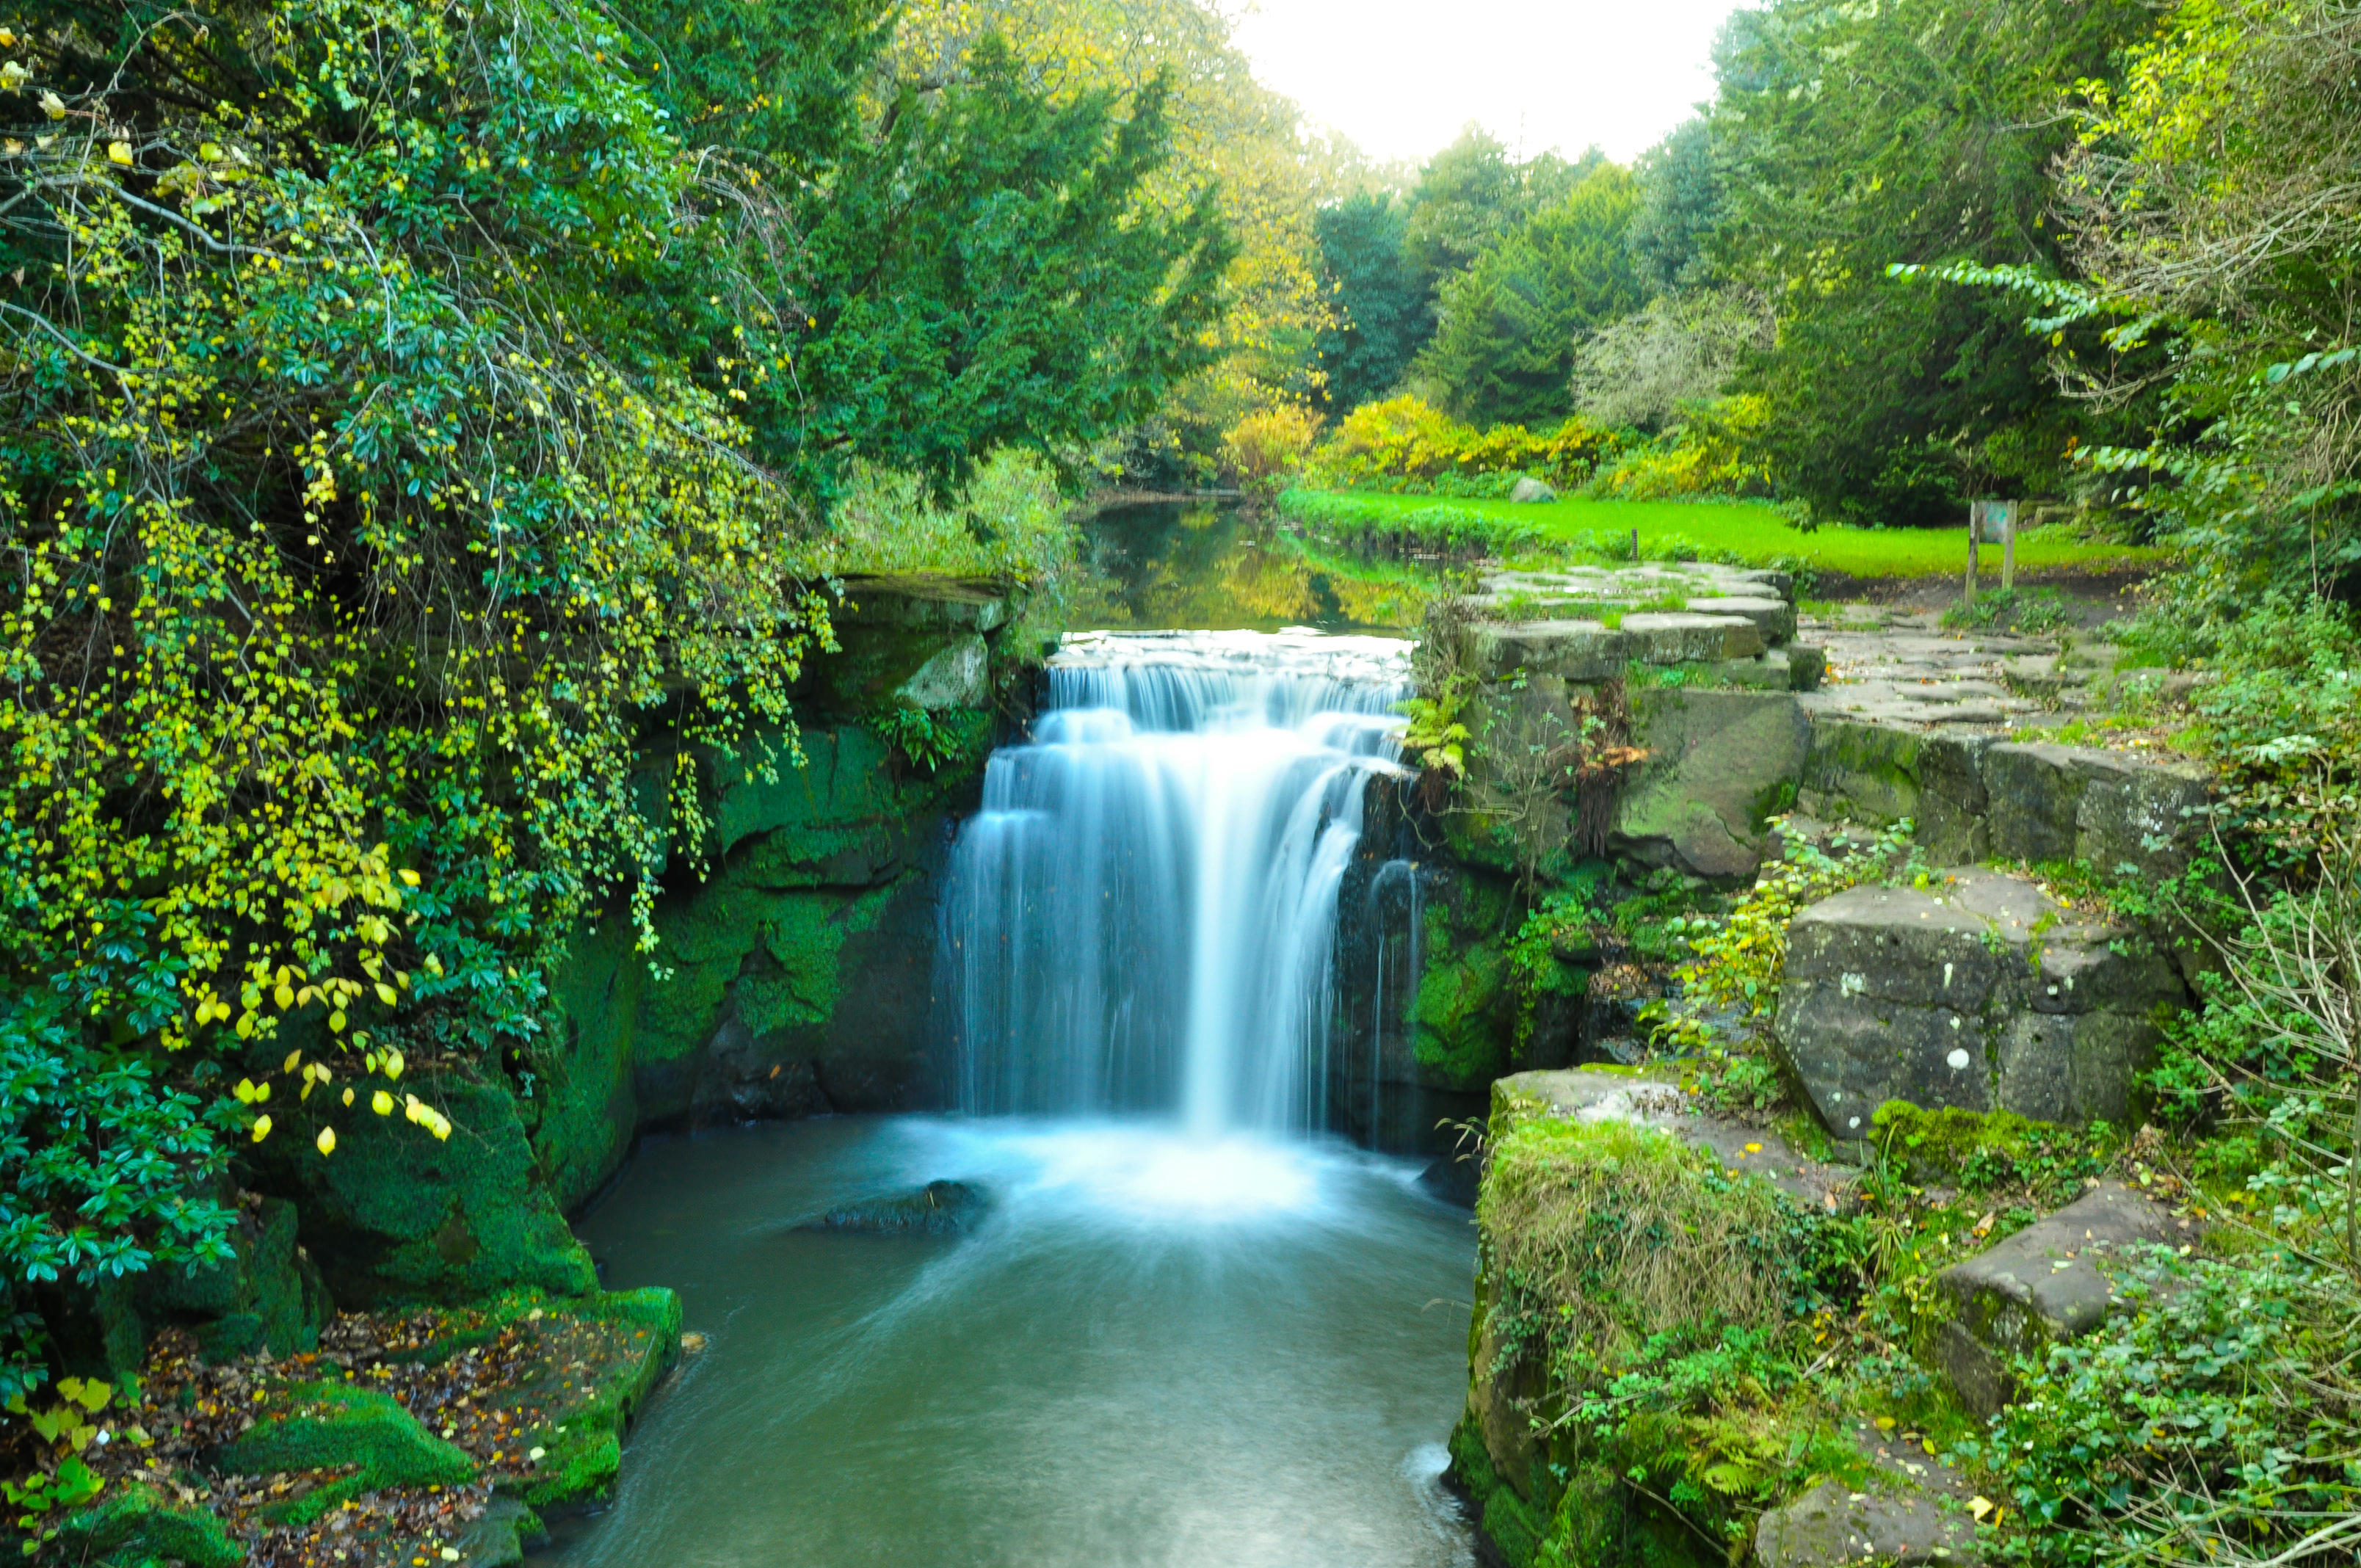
[316,1126,336,1155]
[372,1090,394,1115]
[342,1087,355,1107]
[38,89,63,119]
[1969,1496,1994,1521]
[108,139,132,167]
[283,1050,302,1073]
[382,1048,405,1080]
[250,1114,272,1142]
[375,983,397,1006]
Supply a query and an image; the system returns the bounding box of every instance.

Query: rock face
[1613,689,1813,882]
[1754,1479,1979,1567]
[1937,1181,2183,1418]
[1509,476,1558,503]
[1775,868,2186,1139]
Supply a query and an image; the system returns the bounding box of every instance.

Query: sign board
[1965,498,2020,598]
[1970,498,2018,545]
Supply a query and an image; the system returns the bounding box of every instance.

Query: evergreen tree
[1313,192,1432,413]
[1414,165,1644,428]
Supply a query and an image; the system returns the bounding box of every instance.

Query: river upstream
[548,505,1475,1567]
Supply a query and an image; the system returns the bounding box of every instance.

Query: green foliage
[1277,489,1546,560]
[1310,395,1622,493]
[1583,394,1779,503]
[1415,166,1647,429]
[868,705,982,776]
[1963,1248,2361,1567]
[798,35,1235,484]
[1710,0,2157,526]
[1313,192,1432,412]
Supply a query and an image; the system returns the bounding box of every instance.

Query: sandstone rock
[896,632,989,708]
[1755,1479,1979,1567]
[1471,618,1626,681]
[1613,690,1811,882]
[1621,611,1767,664]
[1776,868,2184,1137]
[1937,1181,2181,1418]
[1686,594,1797,645]
[1509,476,1559,503]
[1982,743,2211,882]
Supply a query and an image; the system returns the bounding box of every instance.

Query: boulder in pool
[803,1180,993,1236]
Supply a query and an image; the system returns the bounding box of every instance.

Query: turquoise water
[550,1116,1476,1568]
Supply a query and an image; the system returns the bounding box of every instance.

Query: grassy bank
[1283,488,2166,578]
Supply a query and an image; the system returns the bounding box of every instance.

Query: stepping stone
[1686,594,1797,645]
[1621,611,1766,664]
[1937,1181,2185,1417]
[1755,1478,1980,1567]
[1774,868,2186,1136]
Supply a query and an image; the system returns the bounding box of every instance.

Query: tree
[1401,128,1602,300]
[1414,165,1645,428]
[1313,192,1432,412]
[1708,0,2158,524]
[1628,119,1722,296]
[798,38,1235,482]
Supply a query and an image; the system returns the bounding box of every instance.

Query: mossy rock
[140,1194,333,1365]
[51,1481,244,1568]
[1869,1100,2117,1199]
[508,1287,683,1507]
[255,1070,595,1308]
[218,1382,478,1525]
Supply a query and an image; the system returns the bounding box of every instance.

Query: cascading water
[941,628,1412,1136]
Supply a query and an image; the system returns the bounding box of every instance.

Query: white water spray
[942,629,1410,1136]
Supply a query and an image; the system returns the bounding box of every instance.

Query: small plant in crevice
[1648,819,1924,1111]
[869,703,969,775]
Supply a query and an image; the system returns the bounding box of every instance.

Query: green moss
[534,919,648,1212]
[1869,1101,2119,1205]
[1415,908,1511,1089]
[220,1382,479,1525]
[512,1287,683,1507]
[266,1072,596,1307]
[52,1481,244,1568]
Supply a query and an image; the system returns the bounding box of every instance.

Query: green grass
[1294,489,2164,578]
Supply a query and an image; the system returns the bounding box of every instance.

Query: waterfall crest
[942,629,1410,1136]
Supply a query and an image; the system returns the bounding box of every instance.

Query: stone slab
[1621,611,1767,664]
[1755,1479,1980,1567]
[1937,1181,2186,1417]
[1774,868,2185,1134]
[1472,619,1628,681]
[1686,595,1798,646]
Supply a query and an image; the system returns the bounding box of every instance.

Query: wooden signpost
[1965,498,2018,601]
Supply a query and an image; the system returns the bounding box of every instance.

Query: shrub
[1311,395,1620,492]
[1219,403,1323,498]
[1584,394,1778,502]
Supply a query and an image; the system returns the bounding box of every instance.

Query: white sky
[1227,0,1745,167]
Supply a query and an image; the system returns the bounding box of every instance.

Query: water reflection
[1073,500,1426,632]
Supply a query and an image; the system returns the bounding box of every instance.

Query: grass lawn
[1297,489,2165,578]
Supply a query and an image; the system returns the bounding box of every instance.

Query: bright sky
[1227,0,1746,167]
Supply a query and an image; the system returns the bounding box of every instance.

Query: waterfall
[942,629,1412,1136]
